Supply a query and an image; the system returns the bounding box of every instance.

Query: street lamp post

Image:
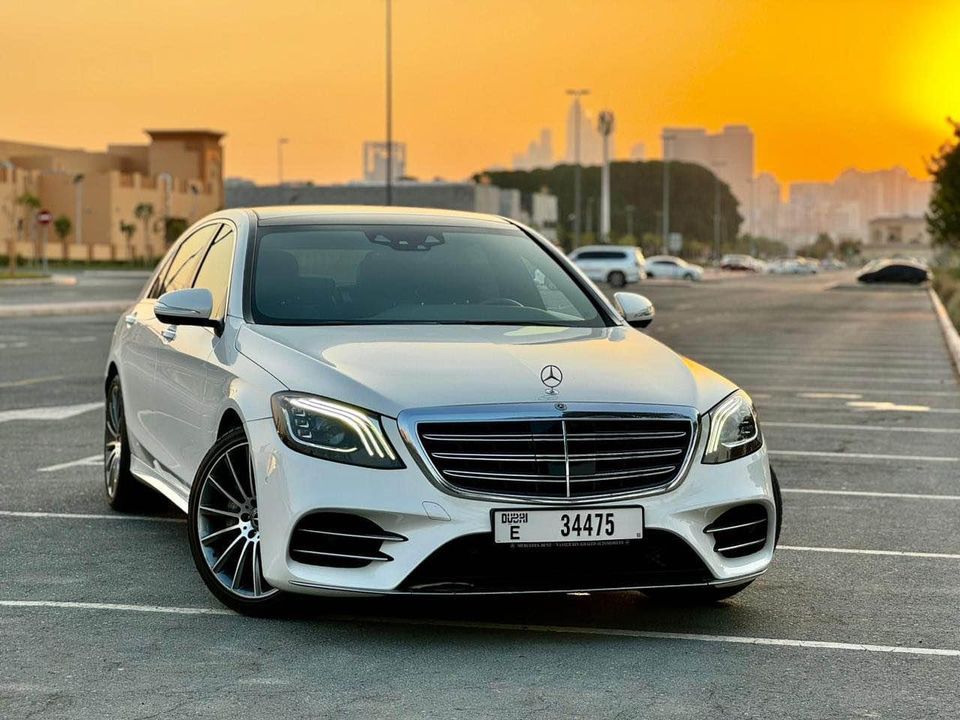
[597,110,614,243]
[711,160,726,261]
[661,132,675,254]
[385,0,393,205]
[72,174,85,246]
[277,138,289,185]
[566,88,589,248]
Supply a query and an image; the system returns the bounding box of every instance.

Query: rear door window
[154,224,221,297]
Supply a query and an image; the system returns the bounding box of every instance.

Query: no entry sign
[37,209,52,225]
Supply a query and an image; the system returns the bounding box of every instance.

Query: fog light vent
[704,504,768,558]
[289,512,406,568]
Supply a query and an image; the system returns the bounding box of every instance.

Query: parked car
[720,254,762,272]
[769,258,817,275]
[645,255,704,281]
[856,259,931,284]
[569,245,646,287]
[104,207,780,614]
[819,258,846,271]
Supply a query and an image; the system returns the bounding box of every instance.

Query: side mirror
[155,288,218,329]
[613,291,655,329]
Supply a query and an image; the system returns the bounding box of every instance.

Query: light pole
[661,132,675,254]
[566,88,589,248]
[711,160,726,261]
[385,0,393,205]
[72,174,84,246]
[597,110,614,243]
[277,138,289,185]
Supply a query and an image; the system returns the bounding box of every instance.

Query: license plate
[492,507,644,544]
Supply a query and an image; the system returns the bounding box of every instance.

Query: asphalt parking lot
[1,271,958,718]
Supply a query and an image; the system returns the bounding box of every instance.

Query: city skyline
[1,1,955,188]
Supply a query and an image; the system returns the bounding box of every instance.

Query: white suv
[569,245,646,287]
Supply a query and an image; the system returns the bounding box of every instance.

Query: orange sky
[1,0,957,186]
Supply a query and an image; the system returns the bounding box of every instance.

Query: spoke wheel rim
[196,439,277,599]
[104,382,123,498]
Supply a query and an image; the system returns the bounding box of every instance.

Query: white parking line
[0,510,183,523]
[0,599,956,657]
[764,421,960,434]
[755,385,960,398]
[769,450,958,463]
[0,402,102,424]
[780,545,960,560]
[782,488,960,501]
[758,401,960,415]
[37,455,102,472]
[0,375,66,389]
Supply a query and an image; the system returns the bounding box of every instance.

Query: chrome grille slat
[432,448,683,462]
[297,528,407,543]
[417,412,695,500]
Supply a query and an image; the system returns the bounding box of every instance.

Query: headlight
[702,390,763,464]
[271,393,404,469]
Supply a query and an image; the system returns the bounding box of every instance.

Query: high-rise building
[662,125,755,231]
[362,141,407,183]
[565,100,610,166]
[752,172,781,239]
[511,129,553,170]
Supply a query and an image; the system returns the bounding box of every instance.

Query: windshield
[250,224,607,327]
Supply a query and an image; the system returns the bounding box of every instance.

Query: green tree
[476,160,742,253]
[798,232,836,259]
[53,215,72,242]
[120,221,137,261]
[16,192,41,264]
[134,202,154,256]
[928,119,960,251]
[837,238,862,260]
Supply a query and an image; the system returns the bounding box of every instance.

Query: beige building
[1,130,224,262]
[863,215,933,260]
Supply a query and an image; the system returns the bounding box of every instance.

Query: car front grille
[415,413,696,500]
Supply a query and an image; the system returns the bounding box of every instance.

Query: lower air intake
[289,512,406,568]
[704,504,769,558]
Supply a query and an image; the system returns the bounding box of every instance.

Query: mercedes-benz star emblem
[540,365,563,394]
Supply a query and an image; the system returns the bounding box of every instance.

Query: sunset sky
[1,0,957,187]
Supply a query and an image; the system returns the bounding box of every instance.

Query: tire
[188,427,287,616]
[104,375,157,512]
[683,272,695,281]
[608,271,627,288]
[643,466,783,605]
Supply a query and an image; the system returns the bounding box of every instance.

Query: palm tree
[16,193,41,265]
[53,215,72,243]
[120,221,137,262]
[134,202,154,261]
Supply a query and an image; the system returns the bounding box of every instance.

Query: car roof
[248,205,516,228]
[574,245,634,252]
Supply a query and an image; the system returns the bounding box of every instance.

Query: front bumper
[249,416,776,596]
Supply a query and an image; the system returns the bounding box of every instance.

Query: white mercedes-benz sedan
[104,206,780,614]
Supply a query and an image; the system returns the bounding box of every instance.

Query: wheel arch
[217,407,245,438]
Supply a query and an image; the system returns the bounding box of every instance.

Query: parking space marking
[764,421,960,434]
[0,375,66,389]
[782,488,960,501]
[1,600,957,657]
[38,455,102,472]
[756,386,960,398]
[769,450,958,463]
[757,401,960,415]
[0,510,183,523]
[0,402,101,424]
[780,545,960,560]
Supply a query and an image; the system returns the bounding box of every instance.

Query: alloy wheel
[104,381,124,499]
[194,439,277,599]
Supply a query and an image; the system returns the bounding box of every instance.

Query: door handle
[124,313,138,326]
[161,326,177,342]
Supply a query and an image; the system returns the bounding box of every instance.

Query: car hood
[237,324,736,418]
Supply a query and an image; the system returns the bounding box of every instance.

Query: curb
[0,300,130,318]
[0,275,78,287]
[929,287,960,379]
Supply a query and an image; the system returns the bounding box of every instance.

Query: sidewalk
[0,299,131,318]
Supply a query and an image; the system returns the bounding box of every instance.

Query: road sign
[37,209,52,225]
[668,232,683,253]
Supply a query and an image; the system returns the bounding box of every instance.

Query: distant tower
[598,111,615,242]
